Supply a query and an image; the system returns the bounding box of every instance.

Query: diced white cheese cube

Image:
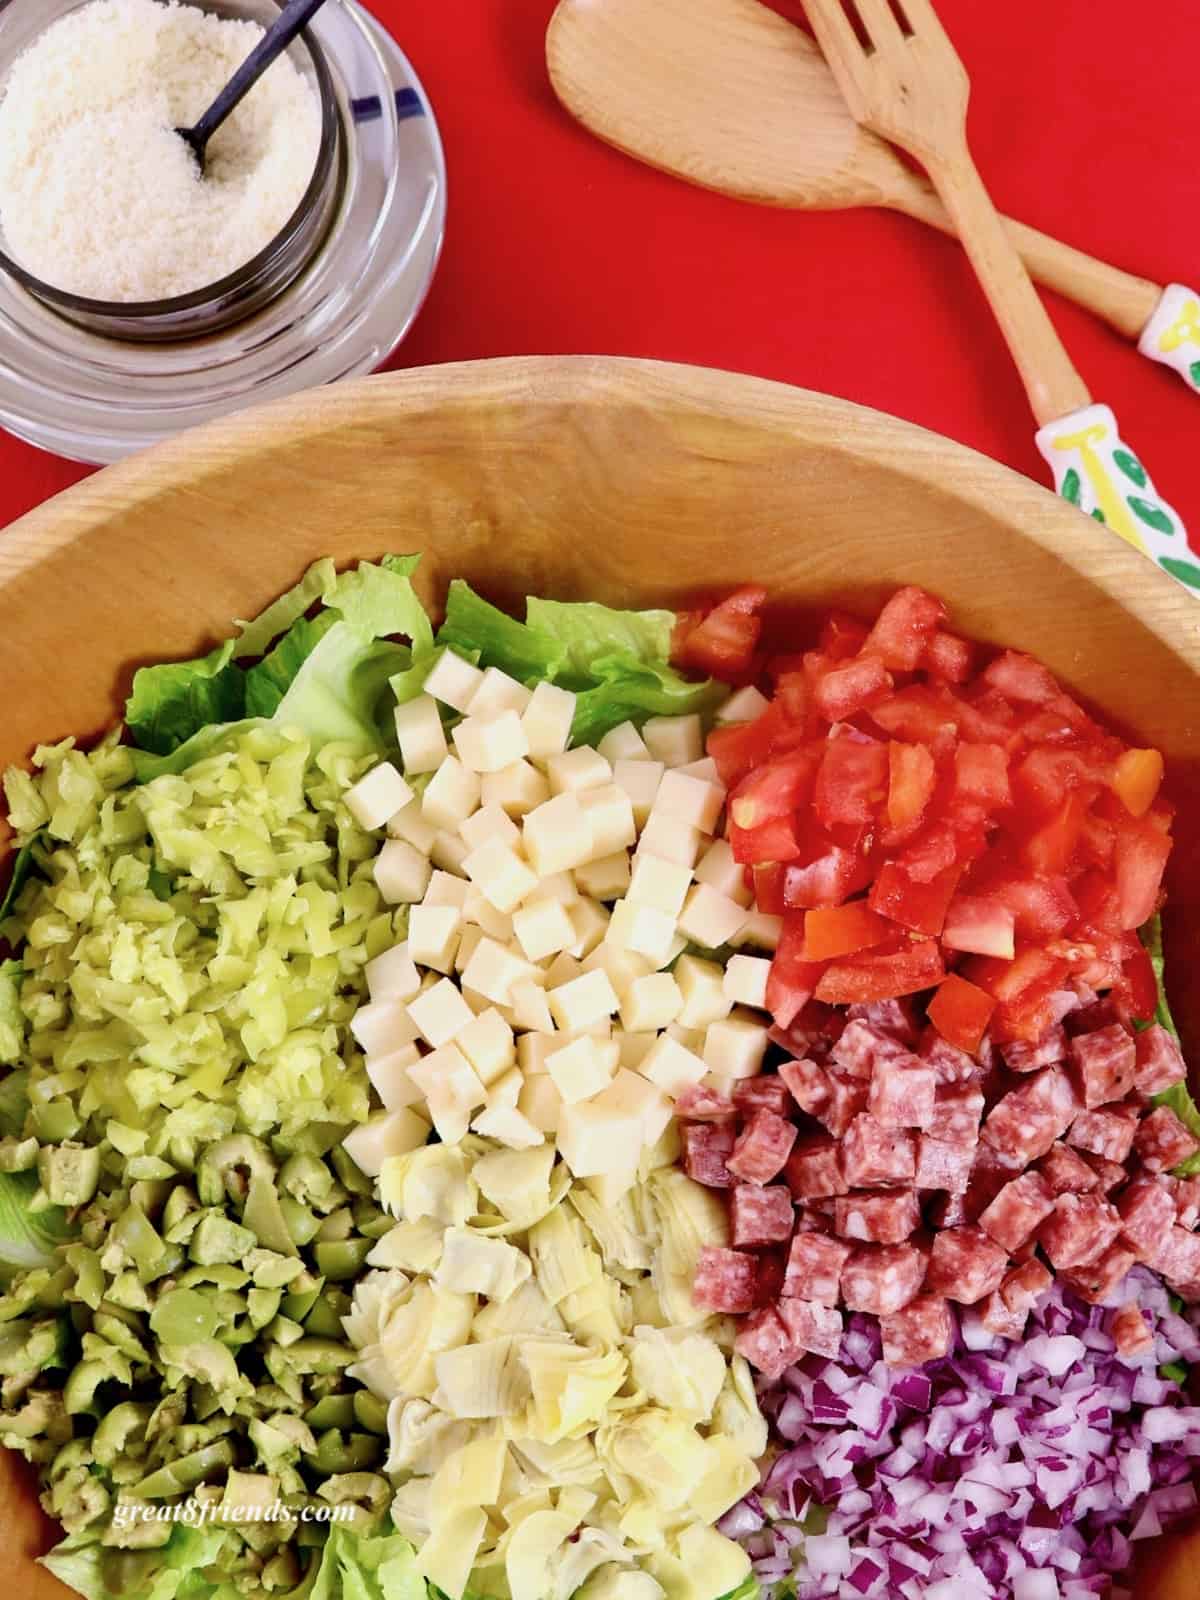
[422,757,481,831]
[364,942,422,1004]
[548,968,620,1032]
[517,1032,558,1076]
[394,694,448,775]
[653,770,725,834]
[597,721,651,762]
[431,831,471,876]
[459,804,520,852]
[408,1041,486,1104]
[677,883,748,950]
[557,1097,643,1178]
[407,904,462,974]
[627,853,692,918]
[471,1104,545,1149]
[460,985,494,1017]
[342,1106,431,1177]
[387,798,438,854]
[619,971,683,1033]
[675,954,734,1028]
[546,1036,619,1103]
[566,897,610,959]
[462,888,513,941]
[715,684,770,724]
[613,759,665,827]
[454,923,484,975]
[615,1029,657,1070]
[599,1068,673,1146]
[365,1043,422,1110]
[703,1014,770,1079]
[486,1067,523,1110]
[543,952,584,988]
[456,1006,516,1086]
[635,812,702,868]
[374,838,433,905]
[521,681,576,759]
[660,932,688,972]
[512,897,576,962]
[668,1021,706,1052]
[606,897,678,967]
[482,759,550,818]
[638,1033,708,1098]
[510,979,555,1033]
[461,936,534,1006]
[522,793,593,876]
[519,1074,563,1134]
[675,757,722,784]
[731,911,783,951]
[344,762,413,831]
[642,714,703,768]
[695,839,753,907]
[547,746,613,795]
[423,870,471,912]
[579,784,637,859]
[580,941,653,994]
[462,838,538,914]
[350,998,420,1056]
[469,666,533,719]
[407,978,475,1048]
[453,710,530,775]
[424,1086,471,1144]
[723,953,772,1010]
[526,870,579,908]
[424,649,484,714]
[573,852,631,902]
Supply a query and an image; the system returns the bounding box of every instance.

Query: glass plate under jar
[0,0,446,465]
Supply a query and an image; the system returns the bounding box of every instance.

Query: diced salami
[980,1290,1027,1341]
[1061,1243,1137,1306]
[1040,1193,1123,1270]
[1000,1257,1053,1314]
[830,1018,914,1080]
[1084,1154,1127,1193]
[1117,1178,1177,1261]
[923,1226,1008,1304]
[842,1115,916,1188]
[733,1077,793,1118]
[675,1084,737,1121]
[919,1031,979,1085]
[979,1172,1055,1253]
[1065,996,1126,1037]
[770,1001,839,1058]
[682,1123,737,1188]
[981,1067,1079,1166]
[1002,1024,1068,1074]
[928,1191,969,1230]
[1111,1302,1154,1358]
[869,1060,937,1129]
[779,1058,831,1120]
[927,1084,985,1144]
[778,1295,844,1359]
[1068,1101,1139,1164]
[794,1206,833,1234]
[755,1249,787,1305]
[1134,1025,1187,1096]
[784,1137,848,1200]
[834,1189,921,1245]
[693,1246,759,1312]
[914,1135,975,1194]
[734,1306,797,1379]
[846,998,920,1045]
[727,1109,798,1184]
[1069,1023,1137,1109]
[816,1070,870,1138]
[783,1231,852,1304]
[880,1295,954,1367]
[1149,1226,1200,1290]
[1134,1105,1200,1173]
[1174,1175,1200,1230]
[730,1183,795,1248]
[841,1242,927,1315]
[1038,1142,1100,1196]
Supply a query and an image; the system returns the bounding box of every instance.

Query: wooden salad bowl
[0,356,1198,1596]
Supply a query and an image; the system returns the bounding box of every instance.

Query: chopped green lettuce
[311,1527,425,1600]
[0,960,23,1061]
[438,581,565,684]
[125,643,245,759]
[243,611,339,718]
[570,656,723,748]
[525,597,675,677]
[0,1170,71,1274]
[232,557,338,659]
[41,1523,236,1600]
[0,834,45,925]
[1140,916,1200,1177]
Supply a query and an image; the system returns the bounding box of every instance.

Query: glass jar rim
[0,3,341,320]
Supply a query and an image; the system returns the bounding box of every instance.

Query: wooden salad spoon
[546,0,1200,397]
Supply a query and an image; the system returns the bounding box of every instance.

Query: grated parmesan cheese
[0,0,323,302]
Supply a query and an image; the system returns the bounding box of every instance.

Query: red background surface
[1,0,1197,546]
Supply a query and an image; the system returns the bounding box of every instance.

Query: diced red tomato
[815,940,945,1004]
[814,734,888,829]
[1011,746,1098,816]
[802,901,891,961]
[1113,933,1158,1022]
[1022,793,1086,876]
[820,611,870,660]
[982,650,1063,707]
[886,742,936,836]
[942,895,1016,959]
[972,870,1078,941]
[924,630,973,683]
[897,814,987,885]
[927,974,996,1053]
[869,861,961,937]
[1078,811,1116,869]
[783,843,874,910]
[707,700,806,788]
[814,655,893,722]
[729,748,819,831]
[1111,748,1164,819]
[862,586,947,671]
[753,863,787,916]
[728,813,808,865]
[766,912,824,1026]
[1113,816,1172,930]
[966,948,1069,1043]
[673,585,766,680]
[954,743,1010,808]
[870,685,959,744]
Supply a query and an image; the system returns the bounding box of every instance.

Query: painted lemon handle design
[1035,404,1200,595]
[1139,284,1200,392]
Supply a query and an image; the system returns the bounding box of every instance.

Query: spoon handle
[187,0,328,156]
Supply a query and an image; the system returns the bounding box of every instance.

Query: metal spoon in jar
[177,0,331,172]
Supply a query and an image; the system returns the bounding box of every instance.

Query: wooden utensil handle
[894,183,1160,341]
[926,153,1093,427]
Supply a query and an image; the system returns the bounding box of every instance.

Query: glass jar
[0,0,446,462]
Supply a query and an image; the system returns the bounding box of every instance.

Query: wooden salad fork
[802,0,1195,592]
